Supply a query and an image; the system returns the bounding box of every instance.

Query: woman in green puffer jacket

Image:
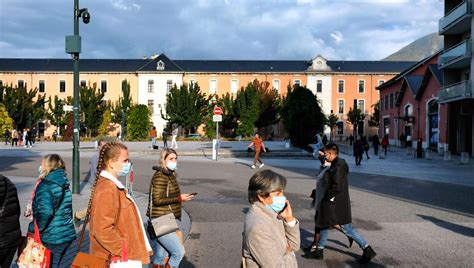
[28,154,77,267]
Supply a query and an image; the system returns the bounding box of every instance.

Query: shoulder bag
[147,178,179,240]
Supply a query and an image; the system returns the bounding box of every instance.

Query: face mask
[267,195,287,213]
[167,161,177,171]
[115,162,131,177]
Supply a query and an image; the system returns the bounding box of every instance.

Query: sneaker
[360,245,376,263]
[303,244,317,253]
[303,248,324,260]
[251,165,256,169]
[259,163,265,168]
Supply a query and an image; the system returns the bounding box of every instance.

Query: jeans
[151,220,185,266]
[152,137,157,147]
[44,239,78,268]
[318,223,367,250]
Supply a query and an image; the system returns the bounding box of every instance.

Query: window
[337,80,344,93]
[189,79,196,86]
[148,80,154,93]
[0,80,3,89]
[389,93,394,108]
[378,80,385,86]
[294,79,301,86]
[166,80,173,94]
[405,105,413,116]
[316,80,322,93]
[209,79,217,94]
[147,100,154,114]
[18,80,25,88]
[59,80,66,93]
[384,95,389,110]
[358,99,365,114]
[338,100,344,114]
[231,79,238,94]
[395,91,399,103]
[121,80,127,93]
[101,80,107,93]
[337,121,344,135]
[39,80,45,93]
[273,79,280,92]
[80,80,87,88]
[358,80,365,93]
[380,98,384,111]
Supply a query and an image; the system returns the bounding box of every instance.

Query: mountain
[382,32,443,61]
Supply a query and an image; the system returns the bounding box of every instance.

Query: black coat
[315,157,352,227]
[0,175,21,248]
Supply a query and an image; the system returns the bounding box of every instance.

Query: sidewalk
[10,175,191,263]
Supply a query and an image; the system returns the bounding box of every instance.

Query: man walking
[247,133,266,169]
[162,129,169,148]
[306,143,376,263]
[4,129,10,145]
[353,138,364,166]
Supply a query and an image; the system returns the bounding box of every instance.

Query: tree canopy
[127,104,152,140]
[80,84,106,137]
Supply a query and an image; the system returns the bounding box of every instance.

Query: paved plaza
[1,141,473,267]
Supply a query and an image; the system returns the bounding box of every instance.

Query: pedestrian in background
[11,129,18,147]
[382,135,389,156]
[18,130,23,146]
[22,129,28,148]
[310,143,376,263]
[31,127,37,144]
[248,133,266,169]
[0,174,21,268]
[353,138,363,166]
[89,142,152,265]
[52,130,58,142]
[372,135,380,155]
[242,170,300,267]
[162,130,169,148]
[29,154,77,267]
[348,134,354,146]
[150,126,158,149]
[362,136,370,159]
[171,127,179,149]
[4,128,10,145]
[148,148,194,267]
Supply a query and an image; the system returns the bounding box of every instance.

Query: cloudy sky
[0,0,443,60]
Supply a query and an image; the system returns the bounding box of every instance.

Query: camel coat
[89,171,152,264]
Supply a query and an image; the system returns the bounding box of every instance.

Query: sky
[0,0,443,60]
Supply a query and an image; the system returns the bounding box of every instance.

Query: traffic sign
[63,105,73,112]
[213,107,223,115]
[213,115,222,122]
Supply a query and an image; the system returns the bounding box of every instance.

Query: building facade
[0,55,414,139]
[438,0,473,156]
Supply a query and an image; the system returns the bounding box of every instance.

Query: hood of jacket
[152,165,174,175]
[42,168,69,189]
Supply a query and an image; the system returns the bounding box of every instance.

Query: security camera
[82,10,90,24]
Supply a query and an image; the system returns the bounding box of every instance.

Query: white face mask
[167,161,177,171]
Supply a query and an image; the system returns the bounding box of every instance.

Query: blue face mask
[267,196,287,213]
[167,161,177,171]
[116,162,132,177]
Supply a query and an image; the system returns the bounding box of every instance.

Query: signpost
[212,107,222,161]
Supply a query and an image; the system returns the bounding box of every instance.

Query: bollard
[379,153,386,159]
[94,140,98,150]
[444,150,451,161]
[285,142,290,148]
[460,152,469,164]
[425,149,432,160]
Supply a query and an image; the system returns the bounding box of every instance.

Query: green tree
[111,80,133,124]
[80,84,106,137]
[234,82,260,137]
[205,93,237,139]
[127,104,152,140]
[254,80,281,137]
[281,85,325,147]
[347,107,366,136]
[326,113,339,142]
[368,101,380,128]
[0,103,13,135]
[162,83,210,134]
[46,95,66,134]
[98,109,112,136]
[0,84,46,130]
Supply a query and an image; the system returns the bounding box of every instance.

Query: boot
[303,248,324,260]
[348,237,354,248]
[359,245,376,263]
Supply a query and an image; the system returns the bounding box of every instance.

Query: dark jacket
[28,168,76,245]
[147,166,182,220]
[353,140,364,155]
[0,175,21,248]
[315,157,352,227]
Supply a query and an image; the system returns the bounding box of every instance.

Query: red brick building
[377,53,447,152]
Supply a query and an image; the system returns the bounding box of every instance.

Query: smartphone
[278,203,288,214]
[190,192,198,196]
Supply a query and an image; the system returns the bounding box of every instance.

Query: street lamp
[65,0,90,194]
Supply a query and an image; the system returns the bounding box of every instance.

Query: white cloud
[110,0,141,11]
[330,31,344,45]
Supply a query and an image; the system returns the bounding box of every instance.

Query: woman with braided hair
[88,142,152,264]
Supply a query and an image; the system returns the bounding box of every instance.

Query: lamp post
[65,0,90,194]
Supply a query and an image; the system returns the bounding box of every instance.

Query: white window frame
[337,121,344,135]
[231,79,238,94]
[358,99,365,114]
[273,79,280,93]
[148,79,154,93]
[59,80,66,93]
[101,80,107,93]
[337,80,344,94]
[316,80,323,93]
[147,99,154,114]
[166,80,173,94]
[358,79,365,93]
[294,79,301,86]
[338,99,344,114]
[209,79,217,94]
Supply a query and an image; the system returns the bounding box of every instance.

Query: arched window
[428,100,439,149]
